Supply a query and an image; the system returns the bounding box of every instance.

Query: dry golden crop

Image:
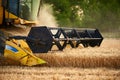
[0,66,120,80]
[0,38,120,80]
[35,39,120,68]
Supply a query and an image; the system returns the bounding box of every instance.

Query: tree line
[44,0,120,31]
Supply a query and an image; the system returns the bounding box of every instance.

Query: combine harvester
[0,0,46,66]
[0,0,103,66]
[0,26,103,66]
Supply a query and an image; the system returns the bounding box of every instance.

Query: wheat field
[0,66,120,80]
[0,39,120,80]
[36,39,120,68]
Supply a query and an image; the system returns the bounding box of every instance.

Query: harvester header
[0,26,103,66]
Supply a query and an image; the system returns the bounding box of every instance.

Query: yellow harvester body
[4,39,46,66]
[0,0,45,66]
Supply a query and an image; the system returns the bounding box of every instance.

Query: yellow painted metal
[0,0,17,23]
[5,10,18,19]
[0,0,37,25]
[4,39,46,66]
[0,0,18,24]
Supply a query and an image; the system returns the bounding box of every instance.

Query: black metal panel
[26,26,53,53]
[85,29,103,47]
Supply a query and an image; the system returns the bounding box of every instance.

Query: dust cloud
[36,4,58,27]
